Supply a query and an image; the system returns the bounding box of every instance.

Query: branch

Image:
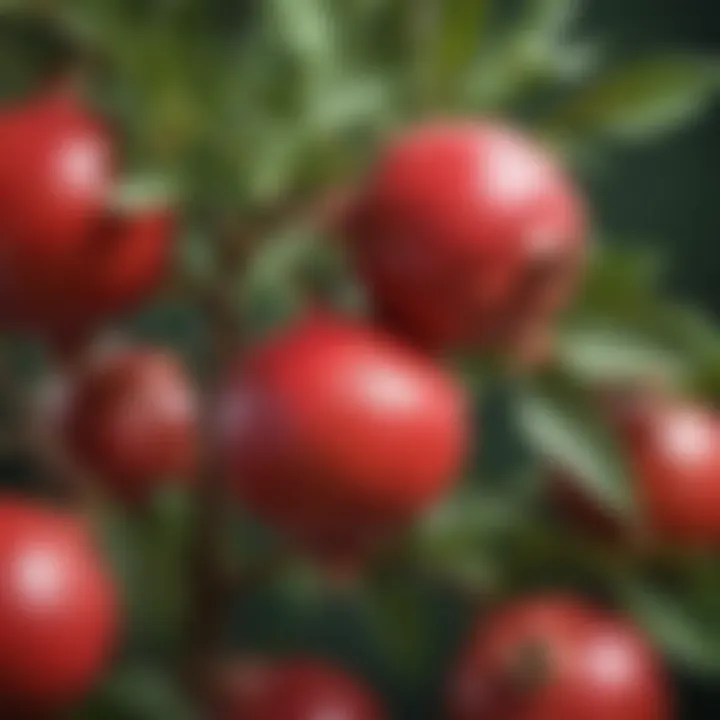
[182,220,251,706]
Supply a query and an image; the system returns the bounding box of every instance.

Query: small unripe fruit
[0,499,118,714]
[214,658,386,720]
[0,89,174,343]
[61,348,199,505]
[345,121,586,356]
[447,596,670,720]
[553,394,720,547]
[216,313,468,563]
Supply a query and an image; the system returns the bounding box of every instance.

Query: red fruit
[345,121,586,355]
[216,313,468,563]
[553,395,720,547]
[215,658,386,720]
[447,596,670,720]
[0,89,173,343]
[79,207,175,329]
[62,348,199,504]
[0,88,113,256]
[0,499,117,714]
[627,401,720,544]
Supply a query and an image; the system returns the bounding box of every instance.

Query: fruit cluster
[0,72,714,719]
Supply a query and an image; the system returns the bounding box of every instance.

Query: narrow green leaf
[243,226,314,335]
[110,174,180,212]
[430,0,488,101]
[622,579,720,676]
[518,369,637,520]
[266,0,338,72]
[573,245,665,318]
[419,492,526,548]
[77,666,196,720]
[558,326,685,386]
[520,0,582,41]
[361,578,436,676]
[543,56,720,143]
[305,75,392,138]
[247,124,307,203]
[459,0,585,110]
[569,246,720,397]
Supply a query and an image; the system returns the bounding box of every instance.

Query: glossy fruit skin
[215,658,386,720]
[448,596,670,720]
[0,89,173,343]
[62,349,199,504]
[80,207,175,336]
[216,313,468,561]
[626,401,720,545]
[0,499,117,714]
[345,122,586,355]
[553,395,720,546]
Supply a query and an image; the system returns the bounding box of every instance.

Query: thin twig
[183,219,250,705]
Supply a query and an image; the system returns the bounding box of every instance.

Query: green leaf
[518,369,637,520]
[520,0,582,42]
[569,246,720,397]
[542,56,720,143]
[246,123,308,203]
[76,666,196,720]
[138,487,195,648]
[622,576,720,676]
[459,0,585,110]
[558,326,685,386]
[243,226,313,336]
[419,491,527,548]
[429,0,488,102]
[305,74,392,138]
[573,245,665,318]
[110,174,181,212]
[266,0,338,72]
[361,576,436,677]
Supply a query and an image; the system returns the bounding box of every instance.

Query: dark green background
[586,0,720,322]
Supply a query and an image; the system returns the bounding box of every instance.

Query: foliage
[1,1,719,718]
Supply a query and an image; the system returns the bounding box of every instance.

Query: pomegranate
[61,348,199,504]
[0,88,173,345]
[214,658,386,720]
[448,596,670,720]
[216,313,468,564]
[345,121,586,357]
[0,498,118,714]
[553,393,720,547]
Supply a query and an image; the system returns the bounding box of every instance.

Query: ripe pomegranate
[447,596,670,720]
[216,313,468,565]
[214,658,386,720]
[80,207,175,328]
[553,392,720,547]
[61,348,199,505]
[344,121,586,357]
[0,88,173,345]
[0,498,117,714]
